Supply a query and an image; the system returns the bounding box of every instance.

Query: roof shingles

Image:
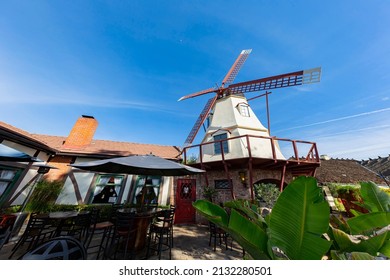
[32,134,181,159]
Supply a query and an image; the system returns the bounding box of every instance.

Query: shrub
[25,180,63,213]
[253,183,280,208]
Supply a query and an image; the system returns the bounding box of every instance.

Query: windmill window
[213,133,229,155]
[237,104,250,117]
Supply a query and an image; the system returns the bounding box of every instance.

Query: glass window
[238,104,250,117]
[0,167,19,200]
[132,175,161,208]
[90,175,124,204]
[213,133,229,155]
[215,179,232,189]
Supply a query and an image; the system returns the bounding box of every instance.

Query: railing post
[292,140,299,163]
[270,137,276,162]
[246,135,255,201]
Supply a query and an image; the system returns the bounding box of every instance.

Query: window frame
[213,133,229,155]
[237,103,250,117]
[89,174,125,204]
[0,166,22,205]
[214,179,232,190]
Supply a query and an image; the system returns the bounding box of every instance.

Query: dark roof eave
[0,128,57,154]
[56,150,182,161]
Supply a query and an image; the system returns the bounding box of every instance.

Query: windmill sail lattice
[184,96,217,148]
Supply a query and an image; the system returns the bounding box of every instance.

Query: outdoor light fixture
[238,171,247,187]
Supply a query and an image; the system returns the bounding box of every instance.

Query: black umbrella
[0,145,41,162]
[70,154,205,176]
[71,154,204,213]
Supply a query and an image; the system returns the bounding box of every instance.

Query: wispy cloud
[275,107,390,133]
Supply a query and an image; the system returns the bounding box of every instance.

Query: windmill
[179,49,321,148]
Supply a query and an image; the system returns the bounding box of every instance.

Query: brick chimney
[63,115,98,149]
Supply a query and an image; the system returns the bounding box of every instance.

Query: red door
[175,179,196,224]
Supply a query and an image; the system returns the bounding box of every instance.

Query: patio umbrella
[71,155,204,239]
[0,144,41,162]
[70,154,205,176]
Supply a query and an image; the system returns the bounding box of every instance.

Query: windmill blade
[178,87,217,101]
[183,96,218,147]
[222,49,252,86]
[227,67,321,95]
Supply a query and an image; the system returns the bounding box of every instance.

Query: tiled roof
[0,121,181,160]
[32,134,182,160]
[315,158,385,185]
[0,121,56,152]
[360,156,390,181]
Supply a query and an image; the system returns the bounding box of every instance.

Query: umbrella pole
[140,175,148,211]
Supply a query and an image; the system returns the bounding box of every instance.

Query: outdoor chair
[146,206,175,260]
[19,236,87,260]
[0,214,17,251]
[84,208,114,259]
[8,213,56,259]
[55,211,92,241]
[104,211,137,260]
[209,222,230,251]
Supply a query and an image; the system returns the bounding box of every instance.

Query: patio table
[37,211,90,237]
[116,208,159,252]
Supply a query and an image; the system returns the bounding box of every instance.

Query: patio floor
[0,223,244,260]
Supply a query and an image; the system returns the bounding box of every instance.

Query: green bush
[25,180,63,213]
[253,183,280,208]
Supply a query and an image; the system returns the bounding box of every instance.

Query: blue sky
[1,0,390,160]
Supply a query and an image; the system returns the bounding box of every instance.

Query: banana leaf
[268,176,331,260]
[331,226,389,256]
[224,199,266,229]
[193,199,270,259]
[330,250,376,260]
[360,182,390,212]
[192,200,229,226]
[347,212,390,234]
[227,209,270,259]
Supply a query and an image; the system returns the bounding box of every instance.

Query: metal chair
[19,236,87,260]
[84,208,114,259]
[209,222,230,251]
[8,213,56,259]
[0,214,17,251]
[146,207,175,259]
[104,211,137,260]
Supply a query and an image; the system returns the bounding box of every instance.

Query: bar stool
[84,208,114,259]
[105,211,137,260]
[146,207,175,259]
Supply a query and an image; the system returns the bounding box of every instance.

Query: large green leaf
[331,226,389,256]
[360,182,390,212]
[192,200,229,227]
[268,176,331,260]
[224,199,266,229]
[379,234,390,257]
[226,209,270,259]
[347,212,390,234]
[330,250,376,260]
[193,199,270,259]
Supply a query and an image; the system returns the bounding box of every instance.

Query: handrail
[182,134,319,165]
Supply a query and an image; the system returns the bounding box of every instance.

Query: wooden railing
[182,134,320,165]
